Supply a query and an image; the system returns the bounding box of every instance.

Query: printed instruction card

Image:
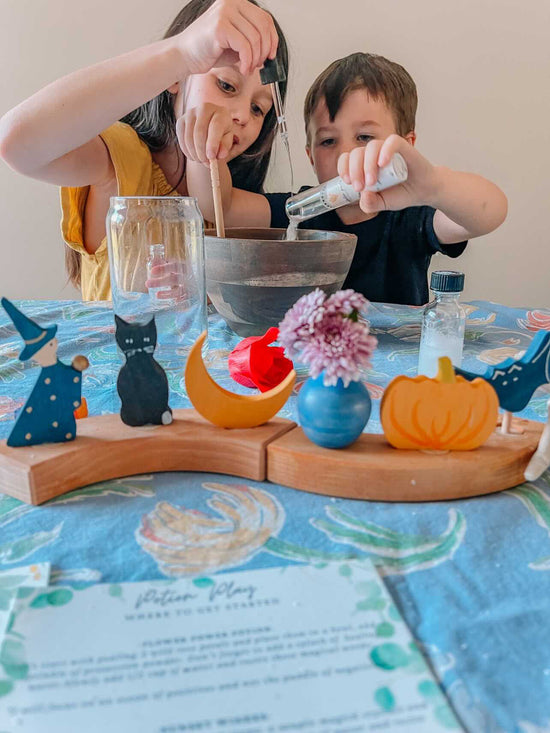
[0,563,50,642]
[0,561,461,732]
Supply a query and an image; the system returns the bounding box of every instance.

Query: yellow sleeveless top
[60,122,201,301]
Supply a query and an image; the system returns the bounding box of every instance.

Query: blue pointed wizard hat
[1,297,57,361]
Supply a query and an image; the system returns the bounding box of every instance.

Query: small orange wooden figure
[74,397,88,419]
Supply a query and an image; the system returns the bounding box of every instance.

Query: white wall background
[1,0,549,306]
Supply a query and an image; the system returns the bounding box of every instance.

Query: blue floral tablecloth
[1,299,550,733]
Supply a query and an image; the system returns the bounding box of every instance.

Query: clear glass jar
[107,196,207,361]
[417,271,466,377]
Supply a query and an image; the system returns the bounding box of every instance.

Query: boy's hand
[337,135,438,214]
[176,103,234,164]
[178,0,278,77]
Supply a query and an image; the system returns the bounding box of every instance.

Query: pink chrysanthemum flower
[301,314,377,386]
[278,288,377,386]
[325,289,369,317]
[278,288,326,357]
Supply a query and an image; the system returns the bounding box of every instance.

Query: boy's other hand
[176,103,234,164]
[178,0,279,77]
[337,135,438,214]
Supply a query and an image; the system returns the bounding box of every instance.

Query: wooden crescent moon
[184,331,296,429]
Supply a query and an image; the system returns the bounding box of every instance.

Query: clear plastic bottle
[285,153,408,222]
[417,271,466,377]
[146,244,172,305]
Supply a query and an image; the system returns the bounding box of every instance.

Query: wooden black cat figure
[115,315,173,427]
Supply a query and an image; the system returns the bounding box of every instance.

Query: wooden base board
[0,410,295,505]
[0,414,543,506]
[267,418,544,502]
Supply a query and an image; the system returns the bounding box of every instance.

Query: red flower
[228,327,294,392]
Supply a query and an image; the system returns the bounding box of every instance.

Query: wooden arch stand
[0,410,543,506]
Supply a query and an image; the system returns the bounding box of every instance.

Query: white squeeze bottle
[417,271,466,377]
[285,153,408,223]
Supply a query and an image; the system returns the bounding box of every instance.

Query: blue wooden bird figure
[1,297,89,448]
[455,330,550,420]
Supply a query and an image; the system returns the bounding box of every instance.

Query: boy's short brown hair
[304,52,417,144]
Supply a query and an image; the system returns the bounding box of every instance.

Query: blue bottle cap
[430,270,465,292]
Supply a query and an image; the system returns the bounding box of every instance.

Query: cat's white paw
[161,410,173,425]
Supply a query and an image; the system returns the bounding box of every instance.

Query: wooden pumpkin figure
[381,357,499,451]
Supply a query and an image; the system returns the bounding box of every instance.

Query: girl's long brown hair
[66,0,289,288]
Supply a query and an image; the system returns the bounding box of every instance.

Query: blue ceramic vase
[297,374,372,449]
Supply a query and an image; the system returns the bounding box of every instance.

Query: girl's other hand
[178,0,278,77]
[145,261,188,301]
[176,103,233,163]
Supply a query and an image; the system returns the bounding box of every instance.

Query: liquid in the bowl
[234,272,340,287]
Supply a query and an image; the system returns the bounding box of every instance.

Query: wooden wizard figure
[1,297,89,447]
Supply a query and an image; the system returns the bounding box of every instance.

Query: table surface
[1,299,550,733]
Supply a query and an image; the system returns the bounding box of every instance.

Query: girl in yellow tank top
[0,0,289,300]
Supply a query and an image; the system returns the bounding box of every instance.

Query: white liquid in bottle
[417,331,465,378]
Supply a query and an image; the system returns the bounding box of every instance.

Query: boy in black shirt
[185,52,508,305]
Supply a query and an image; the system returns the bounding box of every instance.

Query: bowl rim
[204,227,357,245]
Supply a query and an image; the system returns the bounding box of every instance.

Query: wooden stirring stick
[209,159,225,238]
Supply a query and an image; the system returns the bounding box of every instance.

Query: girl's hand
[145,261,188,302]
[178,0,278,77]
[337,135,439,214]
[176,103,234,164]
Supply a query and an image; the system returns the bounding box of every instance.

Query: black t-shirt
[265,190,467,305]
